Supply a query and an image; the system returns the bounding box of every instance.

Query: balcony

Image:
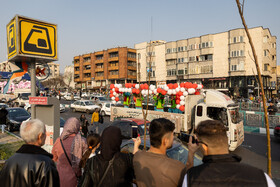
[128,57,136,61]
[83,77,91,81]
[74,71,80,74]
[108,57,119,61]
[108,66,119,71]
[83,69,91,73]
[74,63,80,67]
[95,59,103,63]
[128,66,136,71]
[128,75,137,79]
[108,48,118,53]
[83,61,91,66]
[108,75,119,79]
[95,68,104,72]
[74,78,80,82]
[95,76,104,80]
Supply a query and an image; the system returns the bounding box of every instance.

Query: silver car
[70,100,100,114]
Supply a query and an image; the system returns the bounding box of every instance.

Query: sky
[0,0,279,73]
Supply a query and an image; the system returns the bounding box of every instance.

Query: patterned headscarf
[61,117,84,169]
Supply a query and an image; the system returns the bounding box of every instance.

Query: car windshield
[21,93,31,100]
[166,144,202,165]
[84,101,94,106]
[229,107,242,124]
[8,109,30,119]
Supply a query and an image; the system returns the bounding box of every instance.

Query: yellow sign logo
[7,20,17,59]
[19,18,57,58]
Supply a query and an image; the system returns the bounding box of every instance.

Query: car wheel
[72,108,76,112]
[101,111,106,116]
[86,109,90,114]
[7,124,12,132]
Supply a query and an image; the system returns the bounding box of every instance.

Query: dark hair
[150,118,175,148]
[195,120,228,147]
[79,133,100,168]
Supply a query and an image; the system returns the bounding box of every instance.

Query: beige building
[135,26,277,98]
[63,65,75,89]
[48,62,60,78]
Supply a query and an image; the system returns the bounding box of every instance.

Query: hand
[133,136,141,148]
[187,136,200,154]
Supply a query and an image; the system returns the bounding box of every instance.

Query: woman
[80,114,89,137]
[79,126,140,187]
[52,117,87,187]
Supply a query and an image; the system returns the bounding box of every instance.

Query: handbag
[60,139,81,183]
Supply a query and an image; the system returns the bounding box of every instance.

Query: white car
[100,102,123,116]
[25,103,66,113]
[70,100,100,114]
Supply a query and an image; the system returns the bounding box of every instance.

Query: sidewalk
[0,131,22,144]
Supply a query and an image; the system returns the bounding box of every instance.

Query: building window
[84,65,91,70]
[83,57,91,62]
[172,48,177,53]
[264,50,268,57]
[96,64,103,69]
[167,69,176,76]
[84,73,91,77]
[166,59,176,65]
[128,52,136,58]
[109,52,118,58]
[96,55,103,60]
[201,65,213,74]
[264,64,268,71]
[137,53,141,59]
[128,70,136,76]
[128,61,137,67]
[166,48,171,54]
[110,61,118,67]
[109,70,119,75]
[240,36,243,42]
[233,37,237,43]
[75,67,80,71]
[96,72,104,77]
[200,54,213,61]
[146,61,155,67]
[147,52,155,56]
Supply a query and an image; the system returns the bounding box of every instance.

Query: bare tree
[42,75,66,90]
[64,71,73,88]
[235,0,272,177]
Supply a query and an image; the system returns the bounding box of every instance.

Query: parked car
[0,103,9,109]
[74,95,81,101]
[111,118,150,139]
[121,136,202,165]
[63,93,72,100]
[5,107,31,131]
[90,96,109,106]
[274,125,280,139]
[100,102,123,116]
[70,100,100,113]
[24,103,66,113]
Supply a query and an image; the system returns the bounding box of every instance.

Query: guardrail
[240,110,279,128]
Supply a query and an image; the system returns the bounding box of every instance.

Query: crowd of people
[0,117,276,187]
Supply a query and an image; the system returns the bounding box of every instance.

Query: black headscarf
[99,126,122,161]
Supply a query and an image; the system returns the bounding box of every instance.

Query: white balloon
[180,101,185,105]
[128,88,132,93]
[115,94,119,97]
[135,84,139,89]
[112,96,115,101]
[197,84,202,89]
[188,88,196,94]
[164,85,169,91]
[153,90,157,94]
[113,92,117,96]
[180,88,185,92]
[168,90,172,95]
[172,89,177,95]
[141,90,146,95]
[183,91,188,96]
[175,88,180,92]
[180,96,185,101]
[176,104,180,109]
[112,101,116,104]
[112,88,115,92]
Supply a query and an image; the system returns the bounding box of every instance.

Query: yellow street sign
[6,15,57,62]
[19,18,57,58]
[7,19,17,59]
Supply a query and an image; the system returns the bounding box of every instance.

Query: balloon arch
[109,82,203,112]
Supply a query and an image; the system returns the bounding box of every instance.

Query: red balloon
[161,90,167,95]
[140,84,145,90]
[176,99,180,104]
[136,89,140,94]
[201,85,204,89]
[115,97,119,101]
[179,105,185,112]
[144,84,149,90]
[173,83,178,88]
[128,83,132,88]
[132,88,136,93]
[110,94,113,98]
[110,90,113,94]
[195,91,200,95]
[169,84,174,89]
[133,97,136,102]
[193,83,198,89]
[157,88,162,93]
[110,84,115,89]
[125,83,128,88]
[180,83,185,88]
[184,82,189,88]
[132,83,136,88]
[178,91,183,96]
[115,87,119,92]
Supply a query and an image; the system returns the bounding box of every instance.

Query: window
[184,46,187,51]
[239,36,243,42]
[201,65,213,74]
[172,48,177,53]
[264,64,268,71]
[264,50,268,57]
[167,48,171,53]
[178,69,184,75]
[110,61,118,66]
[207,107,228,126]
[230,65,237,71]
[96,64,103,69]
[109,52,118,58]
[197,106,203,116]
[233,37,237,43]
[137,53,141,59]
[147,52,155,56]
[128,52,136,58]
[96,55,103,60]
[239,61,244,70]
[109,70,119,75]
[200,54,213,61]
[128,70,136,76]
[96,72,104,77]
[178,58,184,63]
[128,61,136,67]
[167,69,176,76]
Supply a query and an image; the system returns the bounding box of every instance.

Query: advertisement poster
[42,124,54,153]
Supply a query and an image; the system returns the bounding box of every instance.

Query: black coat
[0,144,60,187]
[0,108,8,124]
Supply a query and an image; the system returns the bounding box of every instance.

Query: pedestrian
[79,133,100,171]
[183,120,276,187]
[0,119,60,187]
[52,117,87,187]
[133,118,188,187]
[267,102,278,115]
[79,126,141,187]
[99,109,104,124]
[0,106,8,132]
[91,108,99,133]
[80,114,89,137]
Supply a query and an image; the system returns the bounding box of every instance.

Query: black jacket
[79,152,134,187]
[187,154,267,187]
[0,144,60,187]
[268,105,278,115]
[0,108,8,124]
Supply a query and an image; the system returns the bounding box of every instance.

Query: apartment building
[74,47,137,90]
[135,27,277,98]
[48,62,60,78]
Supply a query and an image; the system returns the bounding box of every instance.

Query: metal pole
[30,62,36,119]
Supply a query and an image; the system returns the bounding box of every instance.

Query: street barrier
[240,110,279,128]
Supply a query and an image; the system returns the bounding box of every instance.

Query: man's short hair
[20,119,45,143]
[150,118,175,148]
[195,120,228,148]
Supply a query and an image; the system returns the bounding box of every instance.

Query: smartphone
[132,126,138,139]
[181,133,198,144]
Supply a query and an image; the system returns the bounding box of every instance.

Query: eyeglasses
[196,140,208,147]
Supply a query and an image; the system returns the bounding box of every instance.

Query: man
[0,119,60,187]
[0,106,8,132]
[268,102,278,115]
[183,120,275,187]
[133,118,187,187]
